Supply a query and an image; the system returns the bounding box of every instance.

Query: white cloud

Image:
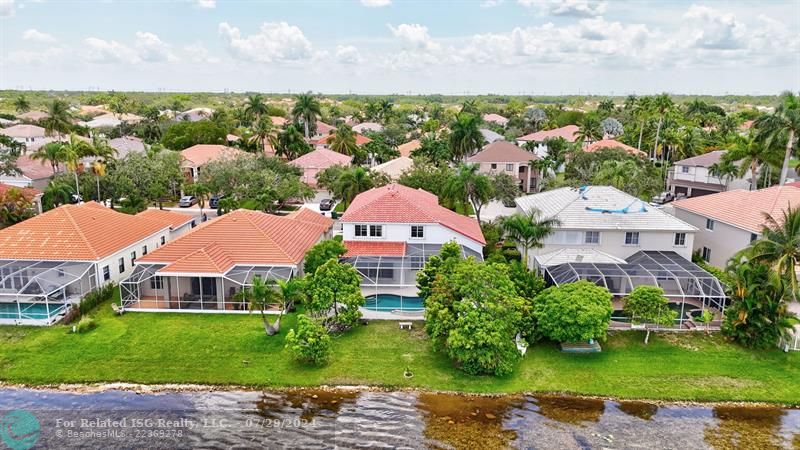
[22,28,55,43]
[682,4,746,50]
[521,0,607,17]
[195,0,215,8]
[387,23,440,51]
[480,0,504,8]
[218,21,313,63]
[0,0,15,17]
[184,43,221,64]
[335,45,362,64]
[83,37,137,64]
[361,0,390,7]
[7,47,65,65]
[134,31,177,62]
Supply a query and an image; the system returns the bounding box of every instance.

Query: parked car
[209,194,224,209]
[319,199,335,211]
[651,191,674,204]
[179,196,198,207]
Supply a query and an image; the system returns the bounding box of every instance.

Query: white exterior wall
[94,229,171,285]
[672,208,756,267]
[673,165,751,191]
[342,222,484,255]
[170,221,195,239]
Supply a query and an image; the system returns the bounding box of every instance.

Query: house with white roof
[352,122,383,134]
[372,156,413,180]
[515,186,697,270]
[108,136,146,159]
[479,128,504,144]
[671,185,800,267]
[668,150,752,198]
[340,183,485,314]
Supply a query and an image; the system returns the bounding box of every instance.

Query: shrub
[303,239,347,276]
[305,260,364,332]
[79,283,116,316]
[285,315,331,365]
[75,316,97,333]
[622,286,677,343]
[533,281,613,343]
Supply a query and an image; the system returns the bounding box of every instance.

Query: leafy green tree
[449,113,485,161]
[285,315,332,365]
[525,107,546,132]
[276,124,311,160]
[292,92,322,139]
[491,172,521,205]
[41,99,73,139]
[443,163,493,223]
[0,187,34,226]
[576,115,603,143]
[500,210,560,267]
[243,93,269,123]
[622,286,677,344]
[249,116,278,153]
[329,124,358,156]
[13,95,31,114]
[533,281,613,343]
[306,259,365,332]
[357,134,399,165]
[0,135,24,177]
[416,241,463,301]
[161,121,226,150]
[744,206,800,297]
[397,160,454,198]
[304,239,347,276]
[30,141,65,176]
[333,166,373,209]
[754,91,799,185]
[424,259,525,376]
[413,135,451,163]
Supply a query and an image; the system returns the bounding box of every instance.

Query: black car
[209,194,224,209]
[319,199,334,211]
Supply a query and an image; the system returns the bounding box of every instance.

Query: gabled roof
[341,183,486,244]
[0,124,46,138]
[518,125,579,143]
[270,116,288,126]
[672,185,800,233]
[482,113,508,125]
[674,150,726,167]
[290,148,352,169]
[138,209,333,273]
[315,133,372,147]
[0,202,170,261]
[136,209,195,230]
[15,154,57,180]
[108,136,146,159]
[584,139,646,157]
[479,128,504,143]
[284,207,334,228]
[516,186,696,232]
[180,145,245,167]
[315,121,335,135]
[343,241,407,257]
[372,156,414,179]
[468,141,537,163]
[397,139,421,157]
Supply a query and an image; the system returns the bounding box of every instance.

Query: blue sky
[1,0,798,94]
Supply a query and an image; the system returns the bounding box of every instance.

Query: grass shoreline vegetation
[0,294,797,406]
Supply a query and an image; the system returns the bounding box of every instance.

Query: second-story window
[369,225,383,237]
[411,225,424,239]
[505,164,514,171]
[624,232,640,245]
[706,218,715,231]
[681,166,690,173]
[355,224,368,237]
[674,233,686,246]
[118,258,125,273]
[584,231,599,244]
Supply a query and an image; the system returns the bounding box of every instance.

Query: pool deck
[360,308,425,321]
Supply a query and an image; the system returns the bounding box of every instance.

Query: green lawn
[1,296,798,405]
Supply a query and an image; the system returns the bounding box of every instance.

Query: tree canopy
[533,281,613,343]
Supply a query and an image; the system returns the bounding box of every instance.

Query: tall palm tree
[501,209,561,267]
[41,99,72,140]
[633,96,653,152]
[238,275,282,336]
[576,116,602,143]
[334,167,373,208]
[276,124,310,160]
[59,134,92,198]
[708,159,739,191]
[30,142,65,175]
[291,93,322,139]
[448,113,484,161]
[754,92,800,186]
[443,163,493,223]
[529,157,555,191]
[243,93,269,123]
[672,127,703,161]
[184,182,210,218]
[726,135,777,191]
[13,96,31,114]
[249,117,278,153]
[745,206,800,298]
[377,98,393,123]
[91,160,106,202]
[651,93,674,161]
[329,124,358,156]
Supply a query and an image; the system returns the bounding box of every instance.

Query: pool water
[364,294,424,312]
[0,302,66,320]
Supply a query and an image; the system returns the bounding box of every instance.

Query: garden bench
[399,322,412,330]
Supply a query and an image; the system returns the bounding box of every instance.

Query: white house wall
[342,222,483,255]
[672,208,755,267]
[94,229,171,285]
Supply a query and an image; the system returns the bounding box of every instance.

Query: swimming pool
[364,294,424,312]
[611,304,706,323]
[0,302,67,320]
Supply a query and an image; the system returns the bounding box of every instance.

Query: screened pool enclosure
[120,263,295,312]
[540,251,728,329]
[0,260,97,325]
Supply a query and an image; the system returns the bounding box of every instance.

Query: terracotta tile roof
[672,185,800,233]
[136,209,195,230]
[0,202,170,261]
[343,241,407,257]
[482,113,509,126]
[315,121,335,135]
[0,183,42,199]
[584,139,646,157]
[15,154,57,180]
[397,139,421,157]
[138,209,333,274]
[270,116,288,126]
[180,145,246,167]
[340,183,486,245]
[284,207,335,228]
[0,124,46,138]
[315,133,372,147]
[468,141,538,163]
[290,148,352,169]
[518,125,579,143]
[674,150,726,167]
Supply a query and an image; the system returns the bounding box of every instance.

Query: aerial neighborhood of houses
[0,91,798,367]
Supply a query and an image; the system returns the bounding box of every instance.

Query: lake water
[0,387,798,449]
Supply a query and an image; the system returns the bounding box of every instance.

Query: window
[681,166,690,173]
[369,225,383,237]
[706,218,715,231]
[355,224,368,237]
[149,276,164,290]
[411,225,424,239]
[702,246,712,262]
[750,233,758,242]
[624,232,640,245]
[505,164,514,171]
[674,233,686,246]
[118,258,125,273]
[160,236,166,245]
[490,163,497,169]
[584,231,600,244]
[142,245,148,256]
[102,266,110,281]
[130,251,137,265]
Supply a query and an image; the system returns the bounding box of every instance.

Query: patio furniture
[111,303,124,315]
[399,322,412,330]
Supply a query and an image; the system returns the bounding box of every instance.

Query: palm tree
[726,135,777,191]
[754,92,800,186]
[243,93,269,123]
[501,209,561,267]
[30,142,65,175]
[291,92,322,139]
[633,96,653,152]
[249,117,278,153]
[598,99,615,114]
[672,127,703,161]
[184,182,210,218]
[745,206,800,298]
[651,93,674,161]
[529,157,555,191]
[239,275,282,336]
[91,160,106,202]
[443,163,493,223]
[13,96,30,114]
[459,99,479,115]
[60,134,92,198]
[41,100,72,140]
[329,124,358,156]
[276,124,310,160]
[333,167,373,208]
[448,113,484,161]
[377,98,393,123]
[576,116,602,143]
[708,159,739,191]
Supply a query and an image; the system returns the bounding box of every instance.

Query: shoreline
[1,381,796,409]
